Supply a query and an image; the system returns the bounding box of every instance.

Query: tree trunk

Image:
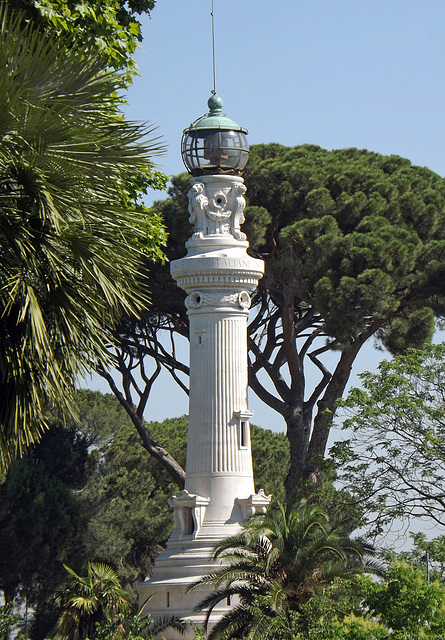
[302,323,384,490]
[282,286,309,498]
[303,346,359,488]
[284,407,312,499]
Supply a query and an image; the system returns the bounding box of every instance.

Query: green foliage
[0,8,166,465]
[73,388,136,445]
[306,465,365,538]
[42,391,180,589]
[303,612,388,640]
[244,144,445,351]
[399,532,445,583]
[196,563,445,639]
[0,423,89,640]
[331,343,445,537]
[32,423,90,488]
[82,414,180,588]
[252,565,445,639]
[192,498,379,640]
[0,604,24,640]
[250,425,289,502]
[364,562,445,638]
[58,563,186,640]
[244,144,445,493]
[0,393,186,637]
[149,416,189,469]
[95,610,186,640]
[58,563,131,640]
[286,583,389,640]
[0,446,85,604]
[7,0,156,84]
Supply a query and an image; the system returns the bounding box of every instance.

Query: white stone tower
[138,95,270,638]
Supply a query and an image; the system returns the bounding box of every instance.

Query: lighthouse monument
[138,93,270,637]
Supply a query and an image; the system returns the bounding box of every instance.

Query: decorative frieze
[185,290,251,311]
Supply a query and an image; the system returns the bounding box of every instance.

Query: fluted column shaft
[187,311,250,475]
[185,301,252,523]
[170,175,264,528]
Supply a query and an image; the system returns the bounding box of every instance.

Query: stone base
[138,525,242,639]
[138,490,271,638]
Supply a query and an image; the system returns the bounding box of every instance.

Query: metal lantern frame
[181,94,249,176]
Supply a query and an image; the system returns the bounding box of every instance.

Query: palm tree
[58,565,186,640]
[95,607,186,640]
[192,499,382,639]
[58,563,131,640]
[0,4,165,467]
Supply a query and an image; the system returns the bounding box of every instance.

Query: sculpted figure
[230,182,247,241]
[187,180,248,241]
[188,182,208,238]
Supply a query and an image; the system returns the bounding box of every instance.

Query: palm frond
[207,604,254,640]
[195,496,381,638]
[0,2,166,467]
[148,615,186,636]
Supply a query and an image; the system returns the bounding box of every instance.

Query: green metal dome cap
[181,93,249,176]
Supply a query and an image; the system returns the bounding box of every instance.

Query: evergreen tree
[0,428,88,607]
[106,145,445,497]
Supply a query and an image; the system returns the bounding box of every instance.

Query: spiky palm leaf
[191,498,382,639]
[58,563,131,640]
[0,4,166,466]
[148,615,186,636]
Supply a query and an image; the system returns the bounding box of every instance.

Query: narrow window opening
[195,330,205,346]
[167,592,170,608]
[240,421,247,448]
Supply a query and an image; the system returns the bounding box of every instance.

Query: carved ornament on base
[187,179,247,243]
[168,490,211,540]
[237,489,273,520]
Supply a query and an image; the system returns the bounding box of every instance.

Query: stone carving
[238,291,251,309]
[188,182,208,240]
[185,290,251,310]
[230,182,247,241]
[237,489,272,519]
[187,180,247,240]
[168,490,210,540]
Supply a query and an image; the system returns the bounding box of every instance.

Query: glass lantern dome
[181,94,249,176]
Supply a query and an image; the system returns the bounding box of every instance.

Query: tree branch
[96,364,186,489]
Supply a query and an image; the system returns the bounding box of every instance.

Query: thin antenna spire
[211,0,216,95]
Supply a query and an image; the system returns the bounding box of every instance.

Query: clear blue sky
[85,0,445,432]
[127,0,445,184]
